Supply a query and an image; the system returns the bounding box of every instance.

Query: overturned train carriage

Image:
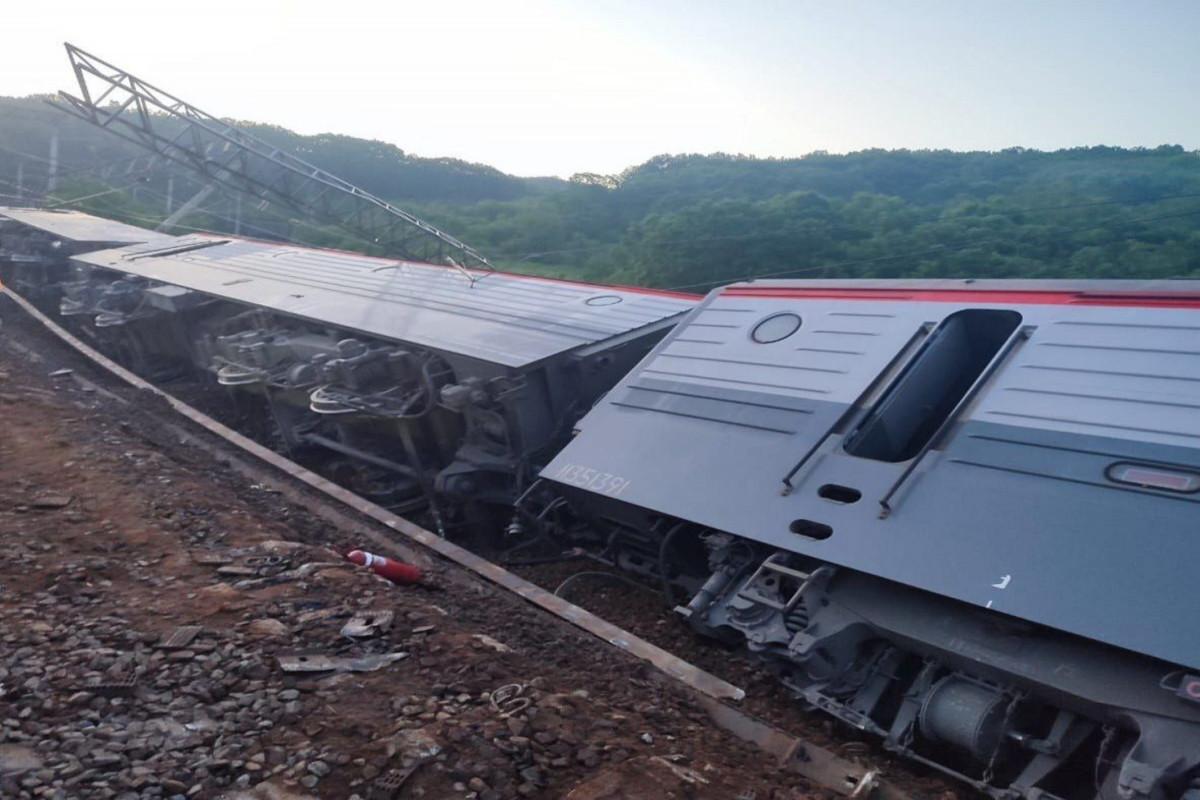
[543,280,1200,800]
[0,208,695,530]
[0,208,174,305]
[69,237,695,524]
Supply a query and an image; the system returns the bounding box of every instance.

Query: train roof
[0,207,173,247]
[72,236,697,369]
[545,278,1200,669]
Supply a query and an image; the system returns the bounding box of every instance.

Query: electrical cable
[553,570,661,601]
[0,141,141,174]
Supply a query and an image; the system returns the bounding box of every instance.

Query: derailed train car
[0,208,173,306]
[0,208,696,531]
[543,280,1200,799]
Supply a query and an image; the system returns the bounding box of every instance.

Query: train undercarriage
[525,492,1200,800]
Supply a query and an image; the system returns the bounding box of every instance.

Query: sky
[0,0,1197,177]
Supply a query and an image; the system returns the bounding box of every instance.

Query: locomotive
[3,208,1198,799]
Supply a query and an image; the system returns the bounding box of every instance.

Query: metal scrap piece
[341,610,394,639]
[232,561,353,590]
[490,683,531,718]
[277,652,407,674]
[155,625,203,650]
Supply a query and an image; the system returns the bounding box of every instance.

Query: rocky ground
[0,296,939,800]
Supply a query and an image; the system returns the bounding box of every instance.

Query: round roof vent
[585,295,623,306]
[751,312,802,344]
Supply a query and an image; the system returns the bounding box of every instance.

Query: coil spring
[783,601,809,635]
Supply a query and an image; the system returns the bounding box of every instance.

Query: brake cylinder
[918,677,1012,761]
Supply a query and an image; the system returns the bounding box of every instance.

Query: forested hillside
[3,94,1198,291]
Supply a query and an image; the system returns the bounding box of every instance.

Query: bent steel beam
[54,43,496,276]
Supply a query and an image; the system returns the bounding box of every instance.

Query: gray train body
[543,281,1200,800]
[0,208,694,527]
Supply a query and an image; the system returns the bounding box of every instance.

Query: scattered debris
[276,652,408,673]
[368,766,418,800]
[650,755,711,785]
[245,554,292,575]
[30,493,72,509]
[389,728,442,760]
[340,609,394,638]
[295,607,339,624]
[232,561,354,590]
[155,624,204,650]
[217,564,259,577]
[471,633,513,652]
[346,548,422,584]
[191,550,234,566]
[490,683,532,718]
[249,618,291,637]
[839,741,871,761]
[48,368,73,378]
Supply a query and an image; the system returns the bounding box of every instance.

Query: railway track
[2,285,930,799]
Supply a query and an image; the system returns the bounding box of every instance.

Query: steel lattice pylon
[55,43,495,274]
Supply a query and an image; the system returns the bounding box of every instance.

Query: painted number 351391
[553,463,631,497]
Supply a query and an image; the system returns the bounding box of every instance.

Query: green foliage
[2,93,1198,289]
[432,147,1200,289]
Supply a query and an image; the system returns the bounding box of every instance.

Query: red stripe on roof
[721,287,1200,309]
